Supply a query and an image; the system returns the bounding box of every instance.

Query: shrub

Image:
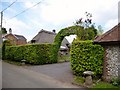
[5,44,55,65]
[49,43,58,63]
[111,77,120,87]
[2,43,5,60]
[3,40,12,46]
[5,45,25,61]
[70,40,104,77]
[2,40,12,60]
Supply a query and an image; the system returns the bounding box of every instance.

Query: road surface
[23,62,75,83]
[2,61,79,88]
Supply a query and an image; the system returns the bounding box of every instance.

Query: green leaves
[5,44,55,65]
[70,40,104,77]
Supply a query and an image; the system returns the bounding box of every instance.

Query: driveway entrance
[23,62,75,84]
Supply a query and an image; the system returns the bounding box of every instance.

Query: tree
[75,12,93,28]
[3,40,12,46]
[74,12,97,40]
[2,40,12,60]
[2,27,7,34]
[97,25,104,35]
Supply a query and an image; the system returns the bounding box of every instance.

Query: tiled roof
[14,34,27,40]
[94,23,120,43]
[3,33,27,40]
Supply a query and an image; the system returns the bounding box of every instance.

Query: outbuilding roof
[94,23,120,44]
[3,33,27,40]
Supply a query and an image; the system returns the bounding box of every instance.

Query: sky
[1,0,119,43]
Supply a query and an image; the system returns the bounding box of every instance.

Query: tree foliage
[2,40,12,60]
[97,25,104,35]
[74,12,98,40]
[3,40,12,46]
[51,12,99,62]
[1,27,7,34]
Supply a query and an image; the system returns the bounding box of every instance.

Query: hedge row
[4,44,55,65]
[70,40,104,77]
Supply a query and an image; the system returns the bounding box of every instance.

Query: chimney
[9,28,12,34]
[52,29,56,33]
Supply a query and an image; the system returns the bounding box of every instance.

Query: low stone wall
[105,45,120,81]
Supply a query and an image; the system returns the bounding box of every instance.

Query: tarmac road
[2,61,79,88]
[23,62,75,83]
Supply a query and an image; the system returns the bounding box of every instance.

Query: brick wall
[16,39,27,45]
[5,34,17,45]
[5,34,27,45]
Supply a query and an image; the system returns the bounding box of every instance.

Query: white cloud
[24,1,38,9]
[24,2,35,8]
[40,0,88,25]
[38,0,119,27]
[104,19,118,31]
[3,17,31,40]
[2,0,120,42]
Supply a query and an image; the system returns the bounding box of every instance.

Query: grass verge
[72,76,119,89]
[92,81,119,88]
[58,55,70,63]
[72,76,85,87]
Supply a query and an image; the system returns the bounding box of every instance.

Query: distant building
[2,29,27,45]
[30,29,70,55]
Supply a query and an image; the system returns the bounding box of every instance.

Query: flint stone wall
[106,45,120,80]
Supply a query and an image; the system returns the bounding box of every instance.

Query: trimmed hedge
[52,26,84,62]
[70,40,104,77]
[5,44,55,65]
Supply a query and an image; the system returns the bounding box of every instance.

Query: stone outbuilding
[94,23,120,82]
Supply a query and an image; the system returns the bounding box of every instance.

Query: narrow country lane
[2,61,79,88]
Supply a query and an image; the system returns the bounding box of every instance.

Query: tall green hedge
[5,44,55,65]
[52,26,84,62]
[70,40,104,77]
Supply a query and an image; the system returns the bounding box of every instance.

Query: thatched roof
[31,29,70,48]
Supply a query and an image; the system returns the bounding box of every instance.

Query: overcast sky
[1,0,119,43]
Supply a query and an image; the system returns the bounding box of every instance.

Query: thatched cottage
[30,29,70,55]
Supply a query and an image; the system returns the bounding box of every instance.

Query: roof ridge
[39,29,56,35]
[98,23,118,41]
[14,34,24,36]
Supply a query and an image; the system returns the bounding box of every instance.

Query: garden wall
[103,45,120,81]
